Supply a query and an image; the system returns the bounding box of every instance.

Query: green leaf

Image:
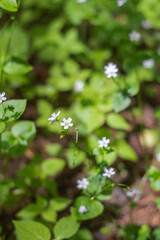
[41,158,66,176]
[17,197,47,219]
[0,0,19,12]
[70,228,93,240]
[74,196,104,220]
[4,57,33,75]
[13,220,51,240]
[115,140,138,162]
[11,121,36,142]
[0,99,27,122]
[41,204,57,223]
[54,216,80,240]
[106,113,130,130]
[0,120,5,133]
[51,197,71,212]
[112,92,131,113]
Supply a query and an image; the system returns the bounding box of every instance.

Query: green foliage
[54,216,80,239]
[0,99,27,122]
[41,158,66,176]
[106,113,130,130]
[13,220,51,240]
[112,92,131,113]
[74,196,104,220]
[4,57,33,75]
[0,0,19,12]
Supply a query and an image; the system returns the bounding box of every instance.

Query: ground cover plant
[0,0,160,239]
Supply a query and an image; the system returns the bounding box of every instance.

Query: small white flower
[77,0,86,2]
[79,206,87,213]
[103,167,115,178]
[141,20,152,29]
[126,188,139,198]
[104,63,118,78]
[48,111,60,124]
[98,137,110,148]
[156,153,160,162]
[0,92,7,104]
[142,59,154,69]
[74,80,84,92]
[77,178,89,189]
[117,0,127,7]
[129,31,141,42]
[60,117,73,130]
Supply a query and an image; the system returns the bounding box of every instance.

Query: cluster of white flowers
[142,59,154,69]
[117,0,127,7]
[98,137,110,148]
[104,63,119,78]
[48,111,73,130]
[0,92,7,104]
[129,31,141,42]
[74,80,84,92]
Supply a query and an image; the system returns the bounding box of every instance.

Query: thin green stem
[112,77,123,92]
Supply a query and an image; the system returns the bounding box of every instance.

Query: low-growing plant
[0,0,160,240]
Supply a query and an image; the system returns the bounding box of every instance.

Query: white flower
[142,59,154,69]
[141,20,152,29]
[98,137,110,148]
[126,188,139,198]
[74,80,84,92]
[79,206,87,213]
[129,31,141,42]
[126,188,141,202]
[0,92,7,104]
[103,167,115,178]
[77,178,89,189]
[60,117,73,130]
[117,0,127,7]
[104,63,118,78]
[77,0,87,2]
[156,153,160,162]
[48,111,60,124]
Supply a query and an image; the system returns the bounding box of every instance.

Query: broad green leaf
[41,158,66,176]
[0,0,19,12]
[106,113,130,130]
[70,228,93,240]
[0,120,5,133]
[13,220,51,240]
[137,225,150,240]
[1,131,16,151]
[153,228,160,240]
[11,121,36,142]
[112,92,131,113]
[0,99,27,122]
[74,196,104,220]
[115,140,138,162]
[54,216,80,240]
[50,197,71,212]
[41,205,57,223]
[4,57,33,75]
[17,197,47,219]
